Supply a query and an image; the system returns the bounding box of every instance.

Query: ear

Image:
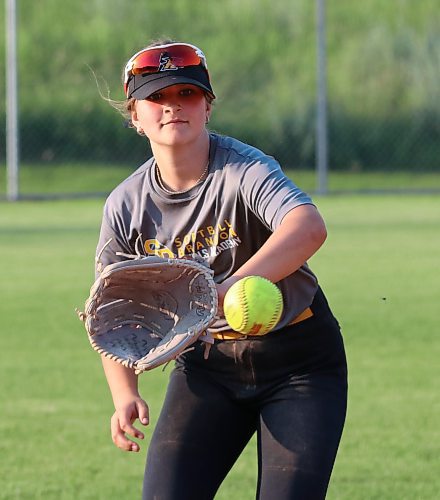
[205,101,212,122]
[130,103,140,130]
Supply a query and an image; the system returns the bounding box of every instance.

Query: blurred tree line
[0,0,439,170]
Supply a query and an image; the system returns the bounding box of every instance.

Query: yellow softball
[223,276,283,336]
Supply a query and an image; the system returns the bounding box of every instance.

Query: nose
[163,94,182,111]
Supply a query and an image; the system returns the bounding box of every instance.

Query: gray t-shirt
[96,133,318,333]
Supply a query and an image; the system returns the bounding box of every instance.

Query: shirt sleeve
[94,202,133,278]
[238,156,313,231]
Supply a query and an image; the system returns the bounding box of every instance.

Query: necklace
[156,161,210,195]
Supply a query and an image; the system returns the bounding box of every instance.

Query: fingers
[136,399,150,426]
[216,277,241,316]
[110,402,149,453]
[111,412,141,452]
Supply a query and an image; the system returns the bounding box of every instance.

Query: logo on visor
[158,52,178,72]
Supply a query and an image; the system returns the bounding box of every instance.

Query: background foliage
[1,0,439,172]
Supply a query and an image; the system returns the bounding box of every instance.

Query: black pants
[143,288,348,500]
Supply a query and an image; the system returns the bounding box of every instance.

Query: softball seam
[242,276,282,334]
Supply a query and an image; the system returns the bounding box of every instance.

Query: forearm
[101,355,150,452]
[219,205,327,301]
[101,355,140,407]
[236,204,326,281]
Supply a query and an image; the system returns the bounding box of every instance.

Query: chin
[163,132,201,146]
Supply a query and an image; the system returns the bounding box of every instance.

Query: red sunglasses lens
[131,45,202,75]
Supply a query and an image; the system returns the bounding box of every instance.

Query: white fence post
[316,0,328,195]
[6,0,19,201]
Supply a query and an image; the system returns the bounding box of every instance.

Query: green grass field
[2,164,440,198]
[0,194,439,499]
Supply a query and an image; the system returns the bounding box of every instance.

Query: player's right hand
[111,397,150,452]
[217,276,242,316]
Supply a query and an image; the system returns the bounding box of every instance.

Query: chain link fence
[1,0,439,198]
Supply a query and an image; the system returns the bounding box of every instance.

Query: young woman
[96,40,348,500]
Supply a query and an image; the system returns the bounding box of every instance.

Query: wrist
[112,389,142,409]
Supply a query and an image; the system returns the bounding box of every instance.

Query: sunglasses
[124,43,209,96]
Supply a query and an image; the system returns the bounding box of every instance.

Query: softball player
[96,39,348,500]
